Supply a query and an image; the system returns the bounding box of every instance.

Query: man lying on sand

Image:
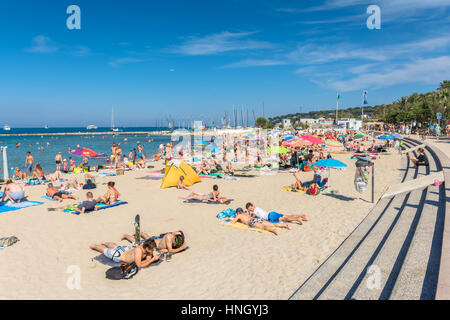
[46,183,79,202]
[246,202,309,225]
[69,192,97,214]
[231,208,292,236]
[96,181,120,205]
[119,231,187,254]
[179,184,224,202]
[89,238,160,268]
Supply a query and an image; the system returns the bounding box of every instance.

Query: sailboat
[111,106,119,132]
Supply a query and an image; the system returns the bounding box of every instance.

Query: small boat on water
[44,124,49,129]
[86,124,98,130]
[3,125,11,131]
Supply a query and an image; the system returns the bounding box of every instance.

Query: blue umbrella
[284,136,295,141]
[312,158,347,190]
[377,134,395,140]
[194,140,210,145]
[312,159,347,168]
[392,133,402,139]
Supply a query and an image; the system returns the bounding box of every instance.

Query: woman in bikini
[110,143,117,169]
[179,184,223,202]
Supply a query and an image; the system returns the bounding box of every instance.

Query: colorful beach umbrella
[300,135,325,145]
[312,159,347,168]
[69,148,107,158]
[324,139,343,148]
[266,146,290,154]
[377,134,395,140]
[354,133,365,140]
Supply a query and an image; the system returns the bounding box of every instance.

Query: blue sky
[0,0,449,127]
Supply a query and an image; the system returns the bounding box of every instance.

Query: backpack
[105,262,139,280]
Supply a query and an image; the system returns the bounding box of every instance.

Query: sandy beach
[0,152,401,300]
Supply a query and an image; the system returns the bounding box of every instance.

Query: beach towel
[222,221,273,234]
[41,195,55,201]
[63,201,128,214]
[0,201,44,213]
[98,172,117,177]
[184,198,233,205]
[137,176,164,180]
[281,187,307,194]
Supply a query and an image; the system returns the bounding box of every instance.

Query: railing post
[1,146,8,181]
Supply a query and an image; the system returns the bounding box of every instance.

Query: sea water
[0,127,171,176]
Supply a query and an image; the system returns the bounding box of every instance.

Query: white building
[336,118,362,130]
[299,118,318,125]
[282,119,292,128]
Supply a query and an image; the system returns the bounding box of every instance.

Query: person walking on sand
[25,152,34,178]
[110,143,117,169]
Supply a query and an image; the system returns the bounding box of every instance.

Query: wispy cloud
[222,59,286,69]
[25,35,58,53]
[73,46,91,57]
[108,57,144,67]
[330,56,450,91]
[173,31,274,56]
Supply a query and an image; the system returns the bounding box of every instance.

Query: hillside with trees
[263,81,449,127]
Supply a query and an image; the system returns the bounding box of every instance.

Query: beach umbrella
[324,139,343,148]
[354,133,365,140]
[377,134,395,140]
[339,134,346,139]
[282,138,311,147]
[300,135,325,145]
[283,136,295,141]
[312,158,347,190]
[69,148,107,158]
[266,146,290,154]
[194,140,210,145]
[392,133,403,139]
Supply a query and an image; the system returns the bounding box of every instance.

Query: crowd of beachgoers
[1,125,425,284]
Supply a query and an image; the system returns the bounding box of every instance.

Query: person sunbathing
[230,208,292,236]
[199,160,211,175]
[89,238,160,268]
[246,202,309,225]
[1,180,25,203]
[119,231,187,254]
[179,184,223,202]
[136,156,146,169]
[69,192,98,214]
[14,167,27,180]
[32,164,45,180]
[61,178,80,191]
[46,183,79,202]
[288,172,307,191]
[177,175,190,190]
[96,181,120,205]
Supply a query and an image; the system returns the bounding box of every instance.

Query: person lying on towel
[179,184,226,203]
[230,208,292,236]
[286,172,307,192]
[246,202,309,226]
[69,192,97,214]
[90,238,160,268]
[96,181,120,205]
[46,183,79,202]
[119,231,187,254]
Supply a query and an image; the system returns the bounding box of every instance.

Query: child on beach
[70,192,98,214]
[96,181,120,205]
[246,202,309,225]
[287,172,307,191]
[231,208,292,236]
[177,175,190,190]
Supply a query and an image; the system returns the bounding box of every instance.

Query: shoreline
[0,131,173,137]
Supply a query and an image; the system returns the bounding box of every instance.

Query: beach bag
[354,167,368,193]
[303,165,311,172]
[217,208,235,219]
[105,262,139,280]
[308,185,320,195]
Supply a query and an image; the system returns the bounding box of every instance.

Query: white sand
[0,153,401,299]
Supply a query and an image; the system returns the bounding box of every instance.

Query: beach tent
[160,159,201,189]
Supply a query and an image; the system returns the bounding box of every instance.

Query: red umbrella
[300,135,325,145]
[69,148,107,158]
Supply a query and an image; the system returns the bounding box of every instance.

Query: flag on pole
[363,90,368,105]
[337,93,342,100]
